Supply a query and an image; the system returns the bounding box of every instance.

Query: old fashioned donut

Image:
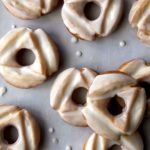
[0,105,40,150]
[62,0,123,41]
[50,68,97,126]
[118,59,150,117]
[82,72,146,140]
[84,132,143,150]
[0,27,59,88]
[129,0,150,45]
[1,0,59,19]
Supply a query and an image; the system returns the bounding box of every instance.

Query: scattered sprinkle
[49,127,55,134]
[0,87,7,96]
[119,41,126,47]
[11,24,17,29]
[66,145,72,150]
[52,138,59,144]
[71,36,78,43]
[76,51,82,57]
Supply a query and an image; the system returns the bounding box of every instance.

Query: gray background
[0,0,149,149]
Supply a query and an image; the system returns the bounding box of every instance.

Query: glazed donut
[82,72,146,140]
[1,0,59,19]
[84,132,143,150]
[0,27,59,88]
[50,68,97,126]
[0,105,40,150]
[129,0,150,45]
[62,0,123,41]
[118,59,150,117]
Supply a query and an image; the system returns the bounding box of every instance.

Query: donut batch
[50,65,148,149]
[0,0,149,149]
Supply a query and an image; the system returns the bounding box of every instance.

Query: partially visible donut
[1,0,59,19]
[118,59,150,85]
[118,59,150,117]
[0,27,59,88]
[82,72,146,140]
[0,105,40,150]
[84,132,143,150]
[62,0,123,41]
[50,68,97,126]
[129,0,150,45]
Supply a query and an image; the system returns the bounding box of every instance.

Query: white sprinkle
[0,87,7,96]
[119,41,126,47]
[71,36,78,43]
[11,24,17,29]
[52,138,59,144]
[76,51,82,57]
[49,127,54,134]
[66,145,72,150]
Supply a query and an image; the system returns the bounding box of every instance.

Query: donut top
[119,59,150,82]
[0,105,40,150]
[82,72,146,140]
[62,0,123,40]
[1,0,59,19]
[84,133,143,150]
[129,0,150,44]
[0,28,59,88]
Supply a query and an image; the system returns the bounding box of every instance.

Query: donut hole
[72,87,88,106]
[2,125,19,145]
[107,96,125,116]
[84,2,101,20]
[16,48,35,66]
[109,145,122,150]
[139,81,150,99]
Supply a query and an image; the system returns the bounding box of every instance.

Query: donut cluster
[1,0,150,44]
[0,0,149,149]
[50,59,150,149]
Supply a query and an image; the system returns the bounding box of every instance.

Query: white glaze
[84,132,143,150]
[66,145,72,150]
[11,24,17,29]
[82,72,146,140]
[76,51,82,57]
[50,68,97,126]
[0,27,59,88]
[119,41,126,47]
[119,59,150,118]
[62,0,123,41]
[49,127,55,134]
[52,138,59,144]
[71,37,78,43]
[129,0,150,45]
[1,0,59,19]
